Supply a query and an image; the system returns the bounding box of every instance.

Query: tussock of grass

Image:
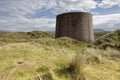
[68,53,86,80]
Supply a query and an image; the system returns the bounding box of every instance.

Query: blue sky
[0,0,120,32]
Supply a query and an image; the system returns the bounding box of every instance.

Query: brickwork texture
[55,12,94,43]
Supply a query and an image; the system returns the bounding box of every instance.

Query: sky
[0,0,120,32]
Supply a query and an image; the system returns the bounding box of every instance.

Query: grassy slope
[0,31,120,80]
[94,30,120,50]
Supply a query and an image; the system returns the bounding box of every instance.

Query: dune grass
[94,29,120,50]
[0,31,120,80]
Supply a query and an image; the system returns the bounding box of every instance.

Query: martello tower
[55,12,94,43]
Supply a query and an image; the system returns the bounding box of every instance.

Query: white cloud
[98,0,120,8]
[0,0,98,31]
[0,0,120,32]
[93,13,120,31]
[0,0,97,16]
[0,0,57,31]
[54,0,97,14]
[0,0,57,16]
[0,15,55,31]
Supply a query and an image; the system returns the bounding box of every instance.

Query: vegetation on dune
[0,30,120,80]
[94,31,109,39]
[0,31,54,44]
[94,29,120,50]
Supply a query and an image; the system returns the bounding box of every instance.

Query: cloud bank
[98,0,120,8]
[0,0,119,31]
[94,13,120,31]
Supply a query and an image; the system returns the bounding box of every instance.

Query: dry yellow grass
[0,31,120,80]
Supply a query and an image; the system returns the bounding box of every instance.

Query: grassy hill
[94,29,120,50]
[0,30,120,80]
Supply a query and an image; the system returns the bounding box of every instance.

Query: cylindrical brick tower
[55,12,94,43]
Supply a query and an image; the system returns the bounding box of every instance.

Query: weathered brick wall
[55,12,94,43]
